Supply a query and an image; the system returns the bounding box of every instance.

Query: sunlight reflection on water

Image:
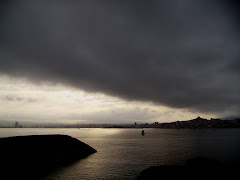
[1,128,240,179]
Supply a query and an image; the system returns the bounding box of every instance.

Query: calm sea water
[1,128,240,179]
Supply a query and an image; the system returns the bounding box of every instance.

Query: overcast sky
[0,0,239,124]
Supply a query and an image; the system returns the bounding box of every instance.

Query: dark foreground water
[1,128,240,179]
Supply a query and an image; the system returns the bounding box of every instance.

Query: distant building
[15,122,19,128]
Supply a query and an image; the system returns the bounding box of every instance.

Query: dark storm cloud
[0,0,239,114]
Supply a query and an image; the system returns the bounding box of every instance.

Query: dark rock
[137,157,240,179]
[0,134,96,179]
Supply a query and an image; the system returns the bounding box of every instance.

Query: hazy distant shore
[1,116,240,129]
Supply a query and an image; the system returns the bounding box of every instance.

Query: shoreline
[1,117,239,129]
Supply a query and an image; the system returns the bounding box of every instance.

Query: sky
[0,0,239,124]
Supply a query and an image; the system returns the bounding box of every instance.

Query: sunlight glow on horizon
[0,75,219,124]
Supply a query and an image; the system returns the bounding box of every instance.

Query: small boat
[141,130,145,135]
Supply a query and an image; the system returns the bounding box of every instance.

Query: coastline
[96,116,240,129]
[1,117,239,129]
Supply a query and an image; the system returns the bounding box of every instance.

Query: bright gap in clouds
[0,75,218,124]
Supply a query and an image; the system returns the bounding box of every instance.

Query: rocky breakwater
[0,134,96,178]
[137,157,240,179]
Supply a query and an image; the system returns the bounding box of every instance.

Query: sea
[0,128,240,180]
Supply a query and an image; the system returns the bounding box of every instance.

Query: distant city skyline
[1,116,240,129]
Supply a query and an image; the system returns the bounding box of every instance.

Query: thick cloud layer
[0,0,239,114]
